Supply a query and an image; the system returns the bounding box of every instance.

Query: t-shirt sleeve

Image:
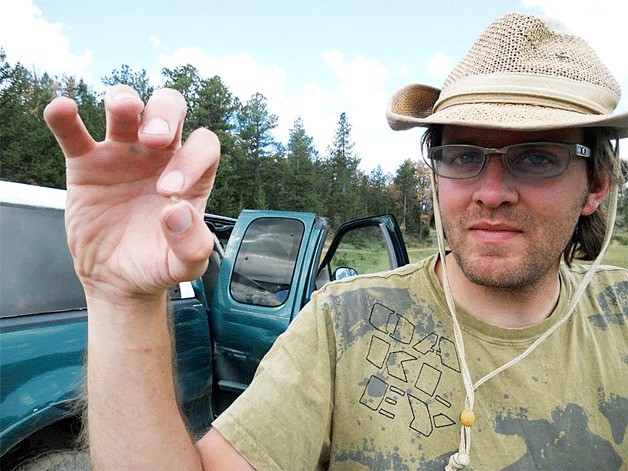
[211,291,336,470]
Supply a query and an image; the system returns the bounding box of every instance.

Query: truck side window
[330,225,391,277]
[1,204,86,317]
[230,218,304,308]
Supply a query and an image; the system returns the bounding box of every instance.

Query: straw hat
[386,12,628,138]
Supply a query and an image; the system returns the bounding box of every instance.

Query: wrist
[79,273,169,310]
[86,292,171,353]
[85,289,168,319]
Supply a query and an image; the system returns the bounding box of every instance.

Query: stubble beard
[444,206,583,293]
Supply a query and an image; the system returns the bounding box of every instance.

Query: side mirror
[333,266,358,281]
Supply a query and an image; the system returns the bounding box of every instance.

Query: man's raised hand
[44,85,219,305]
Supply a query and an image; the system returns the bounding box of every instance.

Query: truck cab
[0,182,408,469]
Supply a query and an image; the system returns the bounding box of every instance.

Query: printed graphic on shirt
[349,298,626,469]
[358,302,459,438]
[324,272,626,469]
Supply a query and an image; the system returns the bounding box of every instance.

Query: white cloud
[427,52,452,82]
[159,48,286,106]
[0,0,92,80]
[319,50,420,172]
[150,35,161,49]
[158,47,415,173]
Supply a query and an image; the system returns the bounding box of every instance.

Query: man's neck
[435,254,562,329]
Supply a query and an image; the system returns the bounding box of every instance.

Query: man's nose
[472,155,519,208]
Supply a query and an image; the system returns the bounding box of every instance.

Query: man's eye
[449,152,483,166]
[513,151,558,168]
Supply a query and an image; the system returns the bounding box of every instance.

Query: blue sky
[2,0,626,172]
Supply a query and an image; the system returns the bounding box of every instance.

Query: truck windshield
[230,217,304,308]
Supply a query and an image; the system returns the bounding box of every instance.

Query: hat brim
[387,84,628,139]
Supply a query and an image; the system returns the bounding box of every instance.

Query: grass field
[598,244,628,268]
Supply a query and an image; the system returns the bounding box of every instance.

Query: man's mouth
[470,222,524,232]
[468,222,524,242]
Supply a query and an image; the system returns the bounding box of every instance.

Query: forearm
[86,293,203,470]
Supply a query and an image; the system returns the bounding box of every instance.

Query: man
[45,12,626,470]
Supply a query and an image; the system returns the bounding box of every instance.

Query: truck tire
[14,450,90,471]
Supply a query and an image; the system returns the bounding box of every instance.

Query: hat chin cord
[429,171,619,471]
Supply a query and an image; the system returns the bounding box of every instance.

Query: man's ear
[581,173,611,216]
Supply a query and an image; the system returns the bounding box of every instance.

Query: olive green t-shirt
[212,255,627,470]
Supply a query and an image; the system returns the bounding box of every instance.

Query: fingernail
[111,92,138,102]
[159,170,184,193]
[166,205,192,234]
[142,118,170,135]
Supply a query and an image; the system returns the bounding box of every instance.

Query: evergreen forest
[2,49,627,244]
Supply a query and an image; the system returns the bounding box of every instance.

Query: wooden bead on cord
[459,409,475,427]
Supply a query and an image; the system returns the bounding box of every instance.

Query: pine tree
[323,112,362,227]
[415,161,433,242]
[234,93,278,209]
[280,117,320,212]
[393,159,420,238]
[364,165,394,216]
[237,92,278,162]
[162,65,243,216]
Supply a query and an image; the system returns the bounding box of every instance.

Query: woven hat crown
[443,13,620,97]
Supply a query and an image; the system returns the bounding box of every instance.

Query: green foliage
[162,66,244,216]
[226,92,280,211]
[613,231,628,246]
[0,50,66,188]
[362,165,394,216]
[275,117,322,213]
[237,92,278,160]
[391,159,432,242]
[102,65,154,103]
[9,54,626,256]
[322,112,363,228]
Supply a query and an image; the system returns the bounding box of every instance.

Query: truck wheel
[15,450,90,470]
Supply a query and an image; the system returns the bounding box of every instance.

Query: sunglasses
[426,142,591,180]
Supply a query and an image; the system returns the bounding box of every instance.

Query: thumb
[160,201,214,282]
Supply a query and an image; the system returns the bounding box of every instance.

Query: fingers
[44,97,97,158]
[48,85,189,158]
[104,85,145,142]
[157,128,221,202]
[161,201,214,281]
[139,88,187,150]
[157,127,219,282]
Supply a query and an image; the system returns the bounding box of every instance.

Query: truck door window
[230,218,304,308]
[330,225,391,277]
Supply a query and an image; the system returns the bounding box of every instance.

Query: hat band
[434,73,619,115]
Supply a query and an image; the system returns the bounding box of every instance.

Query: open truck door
[316,214,409,289]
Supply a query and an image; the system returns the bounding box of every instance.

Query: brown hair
[421,124,622,265]
[566,128,621,264]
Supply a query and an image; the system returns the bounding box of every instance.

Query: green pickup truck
[0,181,409,469]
